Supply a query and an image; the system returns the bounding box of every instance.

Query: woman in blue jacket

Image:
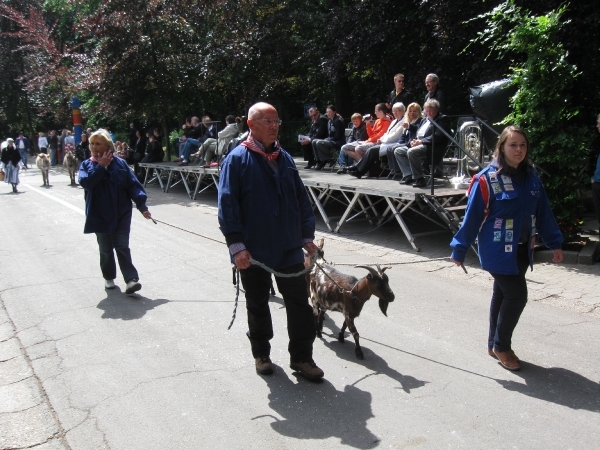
[79,129,152,294]
[450,126,563,371]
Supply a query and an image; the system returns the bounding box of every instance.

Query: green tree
[473,1,589,238]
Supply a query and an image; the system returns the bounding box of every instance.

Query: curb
[534,241,600,265]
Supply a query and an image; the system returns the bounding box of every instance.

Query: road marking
[21,183,85,216]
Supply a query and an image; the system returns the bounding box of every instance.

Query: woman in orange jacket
[343,103,391,164]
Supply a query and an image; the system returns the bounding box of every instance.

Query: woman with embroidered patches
[449,126,563,371]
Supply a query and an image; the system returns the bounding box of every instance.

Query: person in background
[342,103,391,165]
[0,138,22,193]
[300,106,328,169]
[386,73,414,110]
[312,105,346,170]
[78,129,152,294]
[589,113,600,235]
[48,130,59,166]
[424,73,446,113]
[450,125,563,371]
[337,113,368,174]
[38,132,48,154]
[15,131,30,169]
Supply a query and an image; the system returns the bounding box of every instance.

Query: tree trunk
[333,74,353,121]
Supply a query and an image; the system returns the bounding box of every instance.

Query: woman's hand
[97,151,113,168]
[449,257,462,266]
[142,210,152,220]
[551,249,563,263]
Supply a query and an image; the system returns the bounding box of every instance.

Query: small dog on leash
[63,151,77,185]
[36,153,51,186]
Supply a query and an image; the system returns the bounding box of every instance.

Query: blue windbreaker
[79,156,148,234]
[450,163,563,275]
[218,146,315,269]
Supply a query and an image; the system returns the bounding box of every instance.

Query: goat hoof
[316,331,322,338]
[356,350,364,360]
[337,333,345,343]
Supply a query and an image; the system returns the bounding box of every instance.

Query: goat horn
[355,265,378,277]
[376,264,392,274]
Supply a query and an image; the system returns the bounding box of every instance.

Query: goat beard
[379,299,389,316]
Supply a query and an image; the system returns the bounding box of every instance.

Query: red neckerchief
[242,132,280,161]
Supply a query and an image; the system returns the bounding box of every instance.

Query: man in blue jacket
[218,102,324,380]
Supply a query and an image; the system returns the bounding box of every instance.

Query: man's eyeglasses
[255,119,282,126]
[309,113,318,119]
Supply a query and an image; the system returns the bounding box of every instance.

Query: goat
[36,153,51,186]
[63,151,77,185]
[306,240,395,359]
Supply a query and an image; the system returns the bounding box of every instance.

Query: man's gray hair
[424,99,440,111]
[426,73,439,84]
[392,102,406,112]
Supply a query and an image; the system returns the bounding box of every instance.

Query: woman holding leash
[1,138,22,193]
[450,126,563,371]
[79,129,152,294]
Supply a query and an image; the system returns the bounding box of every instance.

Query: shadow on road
[96,290,169,320]
[254,370,380,449]
[495,362,600,413]
[319,315,428,394]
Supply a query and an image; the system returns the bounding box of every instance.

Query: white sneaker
[104,279,116,289]
[125,279,142,295]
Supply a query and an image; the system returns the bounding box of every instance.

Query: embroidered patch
[505,230,513,242]
[531,190,539,196]
[504,184,514,191]
[492,183,502,194]
[489,171,498,181]
[506,219,513,230]
[501,175,512,184]
[505,245,513,252]
[494,218,503,229]
[494,231,501,242]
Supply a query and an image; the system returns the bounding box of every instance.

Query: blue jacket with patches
[218,145,315,269]
[79,156,148,234]
[450,162,563,275]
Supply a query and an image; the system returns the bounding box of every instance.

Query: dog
[63,151,77,185]
[36,153,51,186]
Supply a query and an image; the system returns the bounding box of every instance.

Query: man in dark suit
[424,73,446,113]
[386,73,414,110]
[394,99,451,188]
[299,107,328,169]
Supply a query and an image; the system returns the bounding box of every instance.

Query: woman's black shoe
[315,161,326,170]
[349,171,362,179]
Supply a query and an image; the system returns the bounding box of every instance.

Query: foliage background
[1,0,599,232]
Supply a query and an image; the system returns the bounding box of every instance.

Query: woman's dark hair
[375,103,390,114]
[493,125,531,172]
[326,105,337,112]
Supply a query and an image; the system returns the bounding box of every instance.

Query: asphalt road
[1,168,599,449]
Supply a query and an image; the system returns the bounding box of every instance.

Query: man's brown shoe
[489,349,519,361]
[290,360,324,380]
[255,356,274,375]
[493,349,521,371]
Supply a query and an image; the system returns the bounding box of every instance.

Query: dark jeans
[592,182,600,228]
[488,245,529,352]
[239,263,316,362]
[96,232,139,282]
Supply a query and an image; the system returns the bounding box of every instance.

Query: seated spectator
[312,105,346,170]
[348,102,406,178]
[178,116,216,166]
[424,73,446,113]
[386,74,414,110]
[394,99,451,187]
[174,116,203,165]
[193,115,239,165]
[386,102,423,176]
[142,133,164,163]
[300,106,328,169]
[341,103,392,164]
[337,113,368,174]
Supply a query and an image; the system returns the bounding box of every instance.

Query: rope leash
[227,256,318,329]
